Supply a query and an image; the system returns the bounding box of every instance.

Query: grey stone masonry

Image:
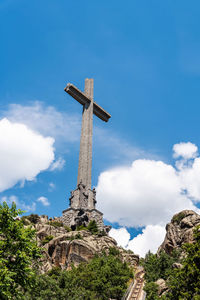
[62,79,111,231]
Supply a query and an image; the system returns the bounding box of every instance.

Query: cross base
[61,183,111,232]
[62,207,105,231]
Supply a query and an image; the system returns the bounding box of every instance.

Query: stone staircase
[122,267,146,300]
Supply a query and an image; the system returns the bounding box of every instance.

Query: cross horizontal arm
[64,83,111,122]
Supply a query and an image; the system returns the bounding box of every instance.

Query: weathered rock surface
[155,278,168,296]
[30,216,139,273]
[158,210,200,255]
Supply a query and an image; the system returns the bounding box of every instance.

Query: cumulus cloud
[0,118,55,192]
[127,225,166,257]
[97,158,198,227]
[109,227,131,248]
[1,195,36,212]
[109,226,166,257]
[3,102,81,149]
[173,142,198,159]
[97,142,200,256]
[37,196,50,206]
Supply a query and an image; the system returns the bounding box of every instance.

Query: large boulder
[155,278,168,296]
[35,225,139,272]
[158,210,200,255]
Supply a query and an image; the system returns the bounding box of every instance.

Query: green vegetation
[42,235,54,245]
[141,249,181,299]
[142,226,200,299]
[49,221,63,228]
[65,233,83,240]
[144,282,159,300]
[25,249,133,300]
[63,225,72,232]
[164,225,200,299]
[0,202,41,299]
[141,250,180,283]
[172,212,185,224]
[26,214,40,224]
[76,224,88,231]
[0,204,132,300]
[87,220,99,234]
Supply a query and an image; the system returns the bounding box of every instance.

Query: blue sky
[1,0,200,256]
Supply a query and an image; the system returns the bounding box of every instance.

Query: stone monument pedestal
[61,183,105,231]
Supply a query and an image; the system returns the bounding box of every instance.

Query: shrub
[87,220,99,235]
[65,233,83,241]
[109,247,120,256]
[172,212,185,224]
[49,221,63,228]
[27,214,40,224]
[42,235,54,245]
[64,225,72,232]
[76,224,88,231]
[21,216,30,225]
[74,233,82,239]
[97,230,107,237]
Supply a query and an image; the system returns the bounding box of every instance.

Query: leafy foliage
[42,235,54,245]
[142,250,180,283]
[163,225,200,299]
[65,233,83,241]
[0,202,41,299]
[25,252,133,300]
[26,214,40,224]
[171,212,185,224]
[143,226,200,299]
[109,247,120,256]
[49,221,63,228]
[142,249,181,300]
[87,220,99,235]
[63,225,72,232]
[144,282,159,300]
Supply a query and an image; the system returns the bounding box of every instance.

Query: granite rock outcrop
[26,215,139,273]
[158,210,200,255]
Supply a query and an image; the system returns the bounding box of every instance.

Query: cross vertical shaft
[77,78,93,188]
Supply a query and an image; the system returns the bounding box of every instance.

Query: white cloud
[50,157,65,171]
[3,102,81,150]
[109,225,166,257]
[173,142,198,159]
[97,142,200,255]
[4,102,158,164]
[0,118,55,192]
[109,227,130,248]
[1,195,36,212]
[37,196,50,206]
[179,157,200,201]
[97,158,198,227]
[127,225,166,257]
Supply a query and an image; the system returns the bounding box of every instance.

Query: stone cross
[64,78,111,189]
[62,79,111,231]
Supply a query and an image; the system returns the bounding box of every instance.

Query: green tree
[0,202,41,299]
[164,225,200,299]
[144,282,159,300]
[25,251,133,300]
[142,250,178,283]
[142,249,181,300]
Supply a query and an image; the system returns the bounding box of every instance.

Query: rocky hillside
[23,215,139,273]
[158,209,200,255]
